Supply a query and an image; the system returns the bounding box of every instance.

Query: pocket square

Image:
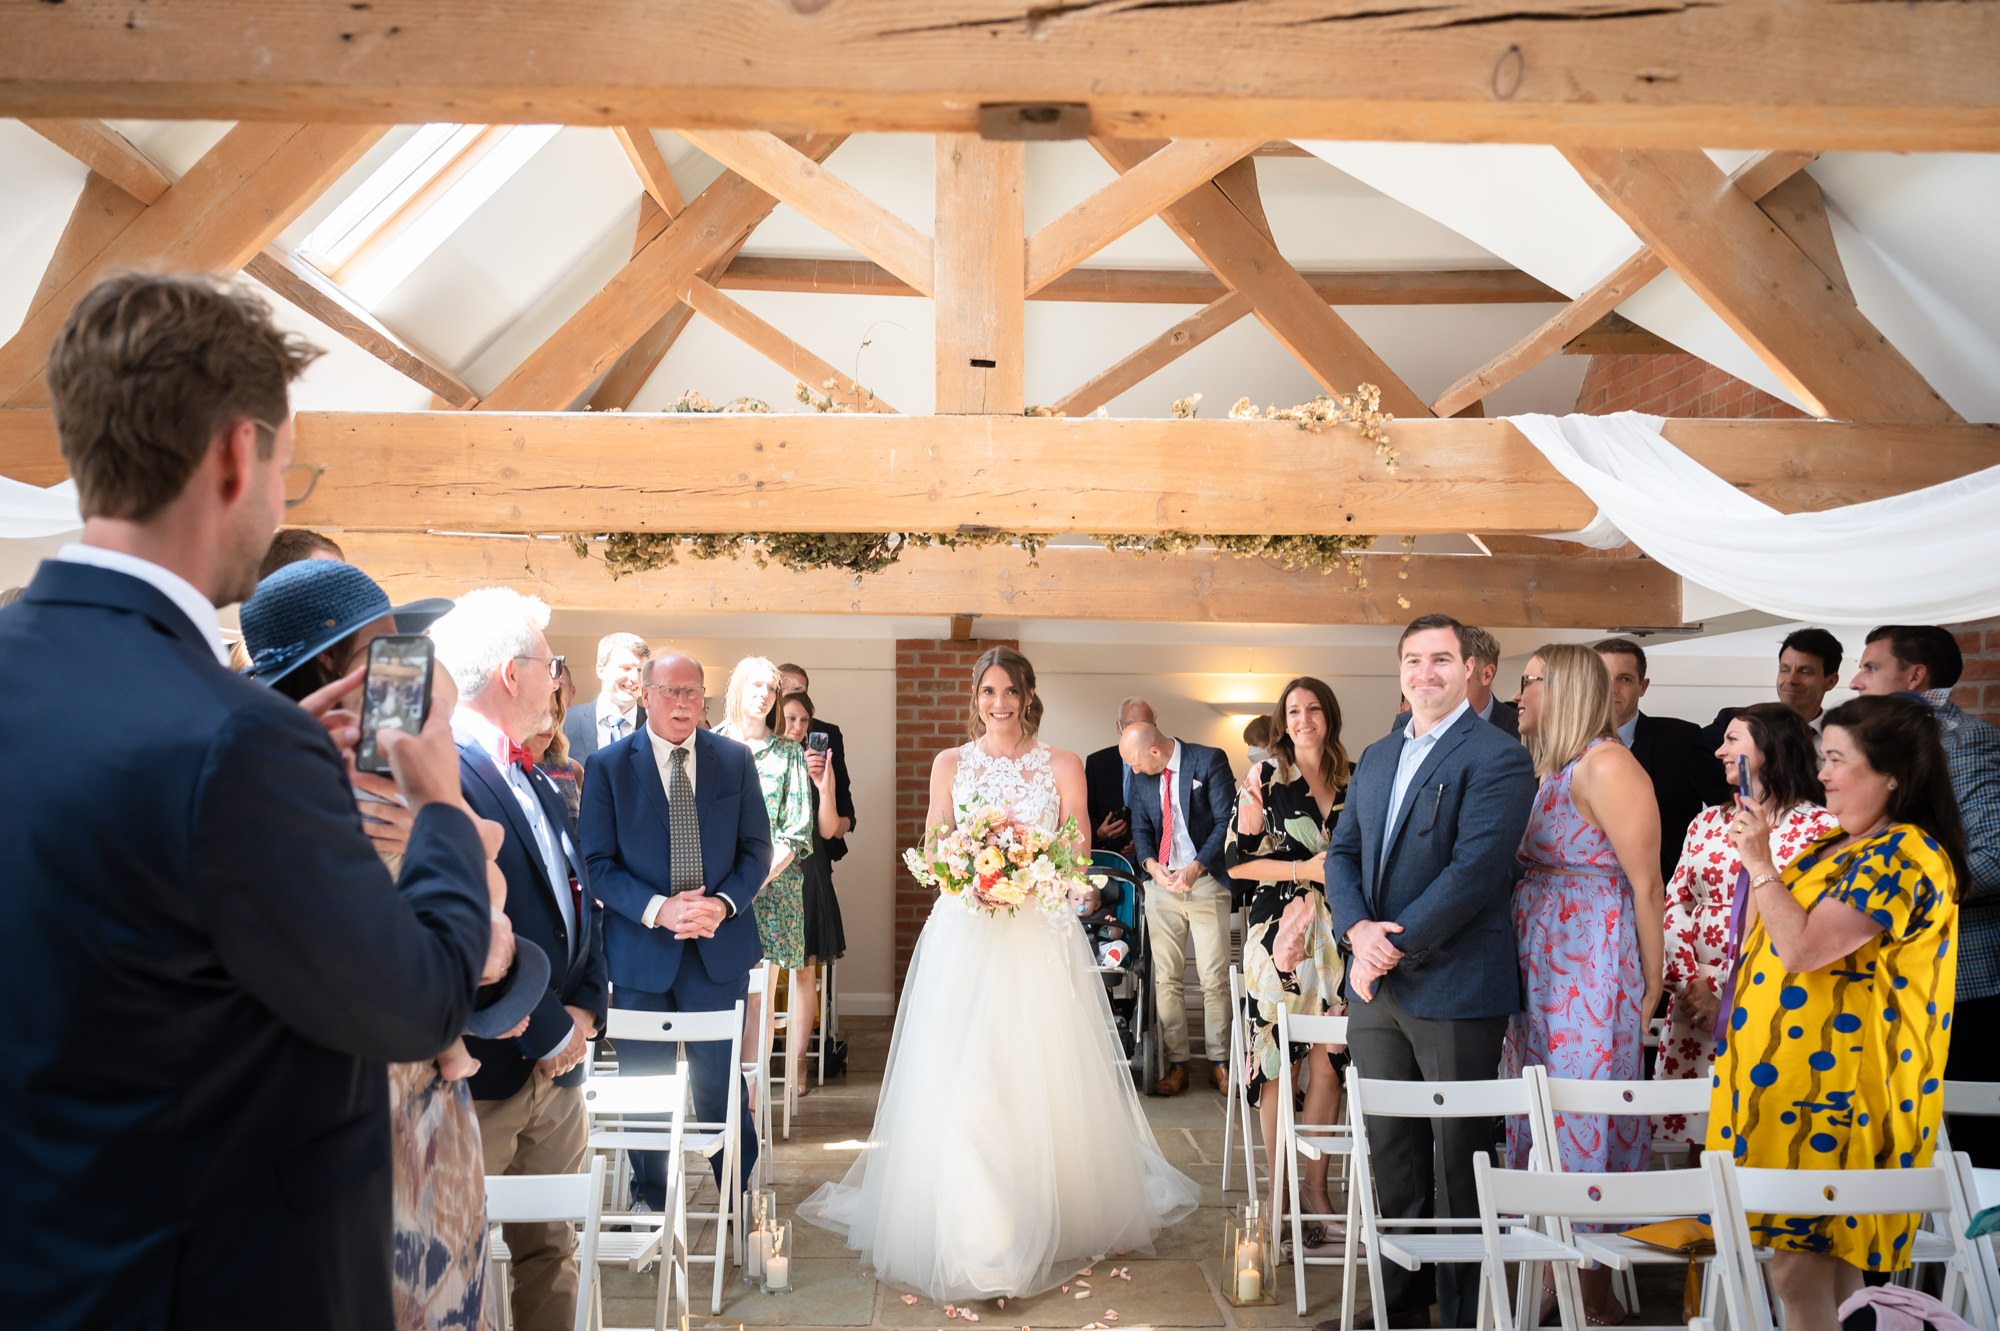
[1192,779,1203,790]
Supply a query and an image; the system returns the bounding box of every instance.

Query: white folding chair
[606,1005,745,1315]
[1222,963,1261,1195]
[747,961,805,1145]
[1940,1080,2000,1156]
[1957,1156,2000,1329]
[486,1155,608,1331]
[1470,1152,1758,1331]
[1277,1008,1357,1315]
[582,1073,688,1331]
[1535,1071,1717,1319]
[1716,1159,1997,1331]
[1346,1068,1553,1331]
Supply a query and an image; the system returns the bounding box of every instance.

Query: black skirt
[801,828,847,964]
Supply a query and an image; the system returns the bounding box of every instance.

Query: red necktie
[1161,767,1174,868]
[505,740,536,774]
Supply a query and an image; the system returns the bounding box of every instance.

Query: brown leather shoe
[1209,1063,1230,1094]
[1154,1063,1189,1096]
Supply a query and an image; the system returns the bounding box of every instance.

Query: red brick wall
[1950,622,2000,727]
[1574,352,1811,420]
[894,637,1017,990]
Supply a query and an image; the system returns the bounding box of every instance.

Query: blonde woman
[1504,643,1667,1324]
[716,657,814,974]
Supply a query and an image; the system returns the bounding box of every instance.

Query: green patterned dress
[733,730,815,968]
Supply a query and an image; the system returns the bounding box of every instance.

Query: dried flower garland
[569,382,1402,583]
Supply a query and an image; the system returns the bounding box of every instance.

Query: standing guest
[564,631,650,763]
[0,271,494,1330]
[1849,624,2000,1165]
[580,651,771,1204]
[719,658,814,976]
[257,524,344,577]
[530,679,586,827]
[1595,637,1733,883]
[1242,713,1274,766]
[1087,696,1156,862]
[781,690,849,1087]
[1224,678,1350,1250]
[431,589,607,1331]
[1389,623,1517,737]
[1502,645,1666,1324]
[777,662,857,860]
[1699,628,1846,782]
[1324,615,1538,1331]
[1122,721,1237,1097]
[1712,695,1963,1331]
[1655,704,1834,1149]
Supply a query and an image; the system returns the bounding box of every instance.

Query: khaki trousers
[1143,871,1234,1064]
[475,1075,588,1331]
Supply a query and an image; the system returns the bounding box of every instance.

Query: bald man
[1122,722,1237,1095]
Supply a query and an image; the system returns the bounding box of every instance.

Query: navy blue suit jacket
[0,560,490,1331]
[458,740,608,1100]
[1128,739,1237,886]
[1326,710,1537,1019]
[579,726,773,994]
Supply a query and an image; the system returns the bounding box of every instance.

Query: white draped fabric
[0,476,81,539]
[1510,411,2000,625]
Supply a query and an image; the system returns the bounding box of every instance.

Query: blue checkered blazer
[1937,697,2000,1000]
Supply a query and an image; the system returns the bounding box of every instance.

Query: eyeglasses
[645,684,706,703]
[1518,674,1546,692]
[516,653,566,676]
[282,463,323,508]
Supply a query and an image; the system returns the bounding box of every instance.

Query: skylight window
[299,122,562,304]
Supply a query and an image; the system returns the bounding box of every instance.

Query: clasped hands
[1146,859,1200,895]
[653,889,728,940]
[1345,917,1407,1002]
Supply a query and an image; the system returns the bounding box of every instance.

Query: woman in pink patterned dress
[1501,644,1667,1324]
[1654,703,1833,1147]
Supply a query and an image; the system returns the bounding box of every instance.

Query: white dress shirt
[598,697,641,747]
[1382,698,1471,873]
[640,725,740,927]
[1156,739,1199,872]
[55,543,229,666]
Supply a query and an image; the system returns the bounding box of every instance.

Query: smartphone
[806,731,831,754]
[356,635,435,775]
[1109,806,1131,828]
[1737,754,1755,804]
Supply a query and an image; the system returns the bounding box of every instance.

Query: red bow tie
[505,740,537,774]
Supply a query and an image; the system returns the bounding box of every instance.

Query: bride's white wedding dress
[799,741,1199,1301]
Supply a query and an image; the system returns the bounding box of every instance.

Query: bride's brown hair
[966,645,1045,740]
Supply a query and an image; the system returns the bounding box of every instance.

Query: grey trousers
[1346,981,1509,1327]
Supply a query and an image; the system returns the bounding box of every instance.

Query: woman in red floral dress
[1654,702,1834,1147]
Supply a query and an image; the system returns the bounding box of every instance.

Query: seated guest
[1087,695,1154,862]
[1655,703,1834,1150]
[1224,678,1348,1246]
[564,631,650,763]
[1595,636,1733,883]
[0,271,493,1329]
[1503,644,1666,1323]
[780,690,850,1089]
[1849,624,2000,1165]
[580,651,771,1205]
[1713,695,1963,1331]
[431,589,606,1331]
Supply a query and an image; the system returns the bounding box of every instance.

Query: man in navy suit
[0,272,494,1330]
[564,630,650,764]
[1122,722,1237,1095]
[1326,614,1537,1330]
[580,650,773,1206]
[432,587,608,1331]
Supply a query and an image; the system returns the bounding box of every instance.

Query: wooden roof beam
[681,275,895,412]
[611,127,684,217]
[1049,292,1252,418]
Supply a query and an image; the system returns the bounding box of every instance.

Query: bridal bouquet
[903,803,1090,916]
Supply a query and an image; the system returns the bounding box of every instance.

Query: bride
[800,646,1198,1301]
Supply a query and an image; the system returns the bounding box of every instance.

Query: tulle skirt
[798,892,1199,1301]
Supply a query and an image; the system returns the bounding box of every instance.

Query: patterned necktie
[669,746,705,894]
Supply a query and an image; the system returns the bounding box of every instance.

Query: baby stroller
[1080,849,1163,1093]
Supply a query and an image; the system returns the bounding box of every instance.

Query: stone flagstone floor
[595,1016,1684,1331]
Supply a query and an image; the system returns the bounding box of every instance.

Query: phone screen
[1737,754,1754,804]
[356,635,435,775]
[806,731,831,753]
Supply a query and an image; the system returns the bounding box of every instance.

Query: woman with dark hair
[1713,694,1964,1331]
[1654,703,1835,1147]
[801,644,1198,1300]
[526,678,584,826]
[780,689,848,1094]
[1224,675,1349,1247]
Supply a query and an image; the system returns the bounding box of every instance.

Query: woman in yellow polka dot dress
[1708,695,1964,1331]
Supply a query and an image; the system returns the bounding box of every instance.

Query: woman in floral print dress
[1655,703,1833,1147]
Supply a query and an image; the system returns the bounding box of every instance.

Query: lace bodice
[952,741,1061,835]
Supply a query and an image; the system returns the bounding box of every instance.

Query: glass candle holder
[760,1219,794,1295]
[1223,1200,1276,1306]
[744,1189,778,1282]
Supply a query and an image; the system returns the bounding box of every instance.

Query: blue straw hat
[241,559,396,682]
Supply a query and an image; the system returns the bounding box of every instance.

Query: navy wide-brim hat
[240,558,396,682]
[463,938,553,1040]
